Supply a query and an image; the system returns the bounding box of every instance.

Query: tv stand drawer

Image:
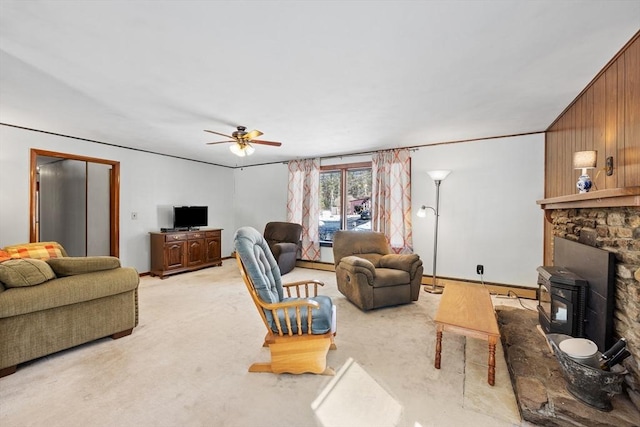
[165,233,188,242]
[205,230,221,238]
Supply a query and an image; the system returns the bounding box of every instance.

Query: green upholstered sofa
[0,242,139,377]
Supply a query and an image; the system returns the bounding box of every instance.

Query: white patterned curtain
[286,158,321,261]
[371,149,413,254]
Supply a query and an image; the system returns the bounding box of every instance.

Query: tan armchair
[333,231,423,311]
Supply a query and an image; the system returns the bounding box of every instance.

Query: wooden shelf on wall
[537,187,640,211]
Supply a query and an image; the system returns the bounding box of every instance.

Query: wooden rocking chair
[234,226,337,375]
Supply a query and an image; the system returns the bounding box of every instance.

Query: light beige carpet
[0,261,526,427]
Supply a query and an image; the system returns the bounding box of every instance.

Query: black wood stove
[537,237,616,352]
[537,266,588,338]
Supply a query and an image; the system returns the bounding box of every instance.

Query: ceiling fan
[204,126,282,157]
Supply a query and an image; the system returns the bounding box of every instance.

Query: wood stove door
[539,284,551,320]
[550,290,577,336]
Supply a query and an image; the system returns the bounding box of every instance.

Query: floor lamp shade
[427,170,451,181]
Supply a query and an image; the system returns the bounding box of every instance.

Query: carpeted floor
[1,261,526,427]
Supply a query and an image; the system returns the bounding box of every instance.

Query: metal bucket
[547,333,627,411]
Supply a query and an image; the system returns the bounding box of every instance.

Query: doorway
[30,149,120,257]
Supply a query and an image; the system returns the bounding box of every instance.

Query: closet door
[87,162,111,256]
[38,159,111,256]
[39,159,86,256]
[31,149,120,258]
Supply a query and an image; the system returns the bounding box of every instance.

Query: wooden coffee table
[434,282,500,386]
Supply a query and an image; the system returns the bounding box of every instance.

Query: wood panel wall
[545,31,639,198]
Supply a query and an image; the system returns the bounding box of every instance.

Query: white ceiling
[1,1,638,168]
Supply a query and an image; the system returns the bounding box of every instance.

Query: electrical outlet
[476,264,484,275]
[131,212,138,220]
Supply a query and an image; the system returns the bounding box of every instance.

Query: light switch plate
[606,157,614,176]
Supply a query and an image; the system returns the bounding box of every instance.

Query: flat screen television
[173,206,208,230]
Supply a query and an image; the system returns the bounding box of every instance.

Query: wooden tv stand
[149,229,222,278]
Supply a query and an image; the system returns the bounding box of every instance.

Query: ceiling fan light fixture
[229,142,255,157]
[229,143,245,157]
[206,126,280,157]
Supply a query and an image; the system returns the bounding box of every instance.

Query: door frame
[30,149,120,257]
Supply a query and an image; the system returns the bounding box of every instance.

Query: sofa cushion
[379,254,420,272]
[341,255,375,271]
[0,267,139,318]
[355,253,383,267]
[0,250,11,262]
[0,258,56,288]
[276,295,333,334]
[46,256,121,277]
[271,242,298,256]
[333,230,390,267]
[234,227,283,304]
[3,242,67,260]
[373,268,410,288]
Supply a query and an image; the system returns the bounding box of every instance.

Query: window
[319,162,372,244]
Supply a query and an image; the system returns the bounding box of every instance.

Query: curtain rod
[315,147,419,162]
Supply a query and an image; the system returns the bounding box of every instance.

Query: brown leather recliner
[263,222,303,275]
[333,231,423,311]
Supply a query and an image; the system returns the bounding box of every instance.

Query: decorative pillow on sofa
[0,258,56,288]
[46,256,121,277]
[3,242,67,260]
[0,250,11,263]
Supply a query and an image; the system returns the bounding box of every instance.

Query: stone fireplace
[549,206,640,410]
[538,30,639,415]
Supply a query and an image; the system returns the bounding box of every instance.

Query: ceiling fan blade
[251,139,282,147]
[245,129,263,140]
[204,130,235,139]
[206,140,235,145]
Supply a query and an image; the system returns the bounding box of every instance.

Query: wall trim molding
[295,260,538,299]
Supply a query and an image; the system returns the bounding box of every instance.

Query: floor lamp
[417,170,451,294]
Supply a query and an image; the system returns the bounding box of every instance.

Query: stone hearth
[497,307,639,427]
[549,206,640,409]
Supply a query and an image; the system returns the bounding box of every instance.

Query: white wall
[0,125,544,285]
[232,163,289,235]
[411,134,545,287]
[232,155,372,259]
[233,135,545,287]
[0,125,235,273]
